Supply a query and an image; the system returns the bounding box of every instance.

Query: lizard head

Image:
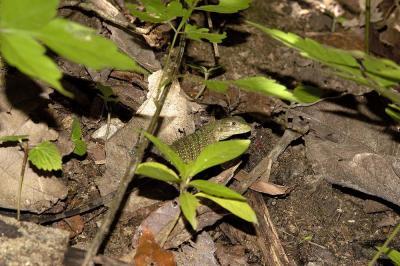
[213,116,251,141]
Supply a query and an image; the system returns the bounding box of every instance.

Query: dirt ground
[1,0,400,265]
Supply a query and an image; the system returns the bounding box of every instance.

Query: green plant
[96,84,119,140]
[0,135,61,220]
[0,0,146,97]
[136,132,257,229]
[84,1,252,263]
[0,117,86,219]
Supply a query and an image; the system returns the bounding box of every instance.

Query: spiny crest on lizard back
[211,116,251,141]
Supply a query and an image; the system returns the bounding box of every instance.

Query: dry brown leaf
[250,181,290,195]
[134,227,176,266]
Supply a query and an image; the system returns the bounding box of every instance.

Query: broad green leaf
[196,192,257,223]
[127,1,187,23]
[143,132,187,176]
[136,162,180,183]
[0,32,69,96]
[0,135,28,144]
[293,85,322,103]
[376,246,400,265]
[204,80,229,93]
[28,141,62,171]
[179,192,199,229]
[38,19,146,73]
[0,0,57,30]
[233,77,297,102]
[188,139,250,178]
[196,0,251,13]
[189,180,245,200]
[185,24,226,43]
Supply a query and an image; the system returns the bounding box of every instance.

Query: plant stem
[82,32,187,266]
[369,223,400,265]
[365,0,370,54]
[17,141,29,221]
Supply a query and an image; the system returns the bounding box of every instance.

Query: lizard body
[29,117,250,224]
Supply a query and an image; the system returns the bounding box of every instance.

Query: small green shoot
[96,84,119,140]
[71,117,87,156]
[137,133,257,230]
[0,135,29,144]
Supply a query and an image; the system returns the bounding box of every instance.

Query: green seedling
[186,63,223,99]
[136,132,257,230]
[0,135,61,220]
[96,84,119,140]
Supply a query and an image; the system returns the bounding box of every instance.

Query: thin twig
[17,141,29,221]
[82,35,187,266]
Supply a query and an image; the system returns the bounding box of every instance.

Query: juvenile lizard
[28,116,251,224]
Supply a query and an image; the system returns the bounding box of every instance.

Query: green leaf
[136,162,181,183]
[72,139,87,157]
[233,77,297,102]
[185,24,226,43]
[0,32,70,96]
[385,106,400,122]
[37,19,146,73]
[179,192,199,230]
[71,117,83,142]
[0,0,57,30]
[127,1,187,23]
[196,0,251,13]
[28,141,62,171]
[0,135,29,144]
[71,117,87,156]
[246,20,400,95]
[204,80,229,93]
[189,180,245,200]
[376,246,400,265]
[293,85,322,103]
[143,132,187,176]
[188,139,250,178]
[195,192,257,223]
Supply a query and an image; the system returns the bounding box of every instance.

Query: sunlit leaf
[179,192,199,229]
[196,0,251,13]
[38,19,146,73]
[0,135,28,144]
[136,162,180,183]
[0,0,57,30]
[185,24,226,43]
[293,85,322,103]
[0,32,69,96]
[28,141,62,171]
[189,180,245,200]
[233,76,297,102]
[204,80,229,93]
[143,132,187,176]
[188,139,250,178]
[196,192,257,223]
[127,1,187,23]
